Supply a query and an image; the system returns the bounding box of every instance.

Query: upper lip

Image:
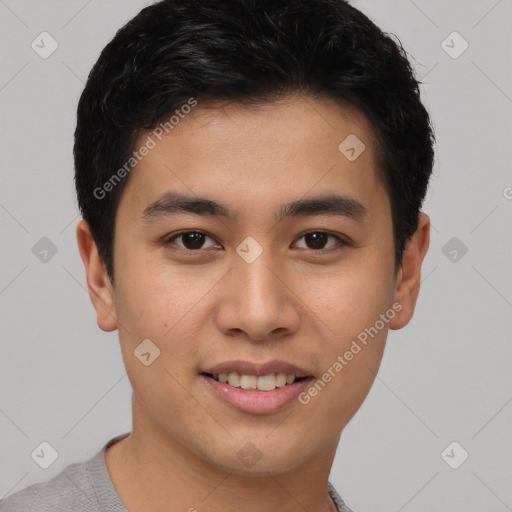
[201,360,313,378]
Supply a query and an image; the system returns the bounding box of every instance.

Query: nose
[215,251,301,343]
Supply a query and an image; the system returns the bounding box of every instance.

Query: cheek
[113,270,204,419]
[114,251,206,336]
[301,260,394,339]
[304,324,387,434]
[297,261,392,422]
[112,257,219,396]
[329,273,392,372]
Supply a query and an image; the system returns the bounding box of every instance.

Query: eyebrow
[141,191,368,224]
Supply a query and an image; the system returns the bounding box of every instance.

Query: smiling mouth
[201,372,309,392]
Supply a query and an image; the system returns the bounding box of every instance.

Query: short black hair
[74,0,435,284]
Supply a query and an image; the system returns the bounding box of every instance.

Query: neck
[105,396,339,512]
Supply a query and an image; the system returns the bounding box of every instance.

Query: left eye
[294,231,345,251]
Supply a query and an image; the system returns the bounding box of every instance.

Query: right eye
[163,230,221,252]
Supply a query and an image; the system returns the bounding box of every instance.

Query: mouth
[201,371,308,392]
[199,360,314,414]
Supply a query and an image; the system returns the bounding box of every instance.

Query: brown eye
[166,231,219,251]
[304,232,329,250]
[294,231,346,251]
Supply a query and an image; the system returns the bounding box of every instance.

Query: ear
[389,212,430,330]
[76,219,118,332]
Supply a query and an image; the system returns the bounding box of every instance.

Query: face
[78,95,429,476]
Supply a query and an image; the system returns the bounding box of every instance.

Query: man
[0,0,433,510]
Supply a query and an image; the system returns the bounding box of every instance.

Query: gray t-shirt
[0,433,354,512]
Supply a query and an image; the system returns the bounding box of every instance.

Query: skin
[76,94,430,512]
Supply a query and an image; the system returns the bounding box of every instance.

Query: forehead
[118,95,388,223]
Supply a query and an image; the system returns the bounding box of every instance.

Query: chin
[197,435,317,477]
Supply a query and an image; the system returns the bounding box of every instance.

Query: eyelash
[162,230,349,255]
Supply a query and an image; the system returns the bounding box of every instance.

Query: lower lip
[201,374,314,414]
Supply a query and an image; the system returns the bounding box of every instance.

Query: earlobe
[76,219,118,332]
[389,213,430,330]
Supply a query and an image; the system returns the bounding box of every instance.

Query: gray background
[1,1,511,510]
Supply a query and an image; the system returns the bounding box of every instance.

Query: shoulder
[1,455,100,511]
[1,433,129,512]
[328,481,356,512]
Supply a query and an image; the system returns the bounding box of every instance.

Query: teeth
[240,375,257,390]
[227,372,240,387]
[213,372,299,391]
[275,373,287,387]
[257,374,277,391]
